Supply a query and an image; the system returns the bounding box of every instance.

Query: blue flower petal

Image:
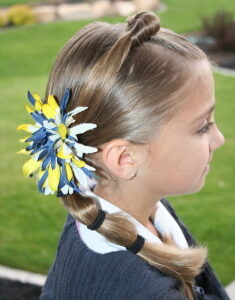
[38,149,48,161]
[81,167,94,179]
[56,191,64,197]
[25,127,46,143]
[38,169,48,193]
[67,135,77,142]
[26,144,34,151]
[70,179,81,193]
[27,91,36,106]
[60,88,71,115]
[47,118,55,123]
[41,154,52,171]
[57,157,63,167]
[30,111,46,124]
[61,160,74,188]
[66,141,75,148]
[51,155,57,169]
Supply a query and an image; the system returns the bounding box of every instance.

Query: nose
[210,124,225,151]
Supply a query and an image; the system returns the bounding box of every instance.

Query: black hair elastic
[126,234,145,254]
[87,209,106,230]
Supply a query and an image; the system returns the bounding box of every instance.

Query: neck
[92,183,161,228]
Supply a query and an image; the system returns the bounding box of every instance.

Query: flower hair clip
[17,88,98,196]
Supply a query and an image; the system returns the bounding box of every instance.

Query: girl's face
[142,60,225,197]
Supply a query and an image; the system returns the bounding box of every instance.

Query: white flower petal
[73,143,98,157]
[43,120,55,129]
[64,143,72,155]
[54,139,62,149]
[69,123,97,136]
[54,110,61,125]
[68,186,74,194]
[65,115,75,127]
[29,125,40,133]
[67,106,88,117]
[49,133,60,142]
[84,163,96,171]
[71,163,88,189]
[44,182,54,195]
[33,149,45,161]
[35,122,42,128]
[61,185,69,194]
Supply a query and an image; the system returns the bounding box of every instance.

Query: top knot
[126,11,161,48]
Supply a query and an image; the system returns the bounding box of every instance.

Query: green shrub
[7,4,36,26]
[0,14,7,28]
[202,10,235,51]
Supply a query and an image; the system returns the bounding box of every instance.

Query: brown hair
[45,11,209,299]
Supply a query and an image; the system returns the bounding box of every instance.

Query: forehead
[169,60,215,126]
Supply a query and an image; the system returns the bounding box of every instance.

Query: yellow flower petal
[42,104,56,119]
[22,158,41,177]
[19,136,30,143]
[48,164,60,191]
[72,158,85,168]
[17,149,30,155]
[57,143,73,159]
[48,95,59,111]
[17,124,34,132]
[33,93,43,111]
[65,163,73,181]
[58,123,67,140]
[26,104,34,113]
[38,169,45,180]
[42,177,48,189]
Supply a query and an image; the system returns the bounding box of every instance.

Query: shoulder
[100,250,188,300]
[40,213,187,300]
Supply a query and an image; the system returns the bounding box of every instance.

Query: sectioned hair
[45,11,210,299]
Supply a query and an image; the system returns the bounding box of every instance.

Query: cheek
[152,137,209,182]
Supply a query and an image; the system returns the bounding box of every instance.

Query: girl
[19,11,230,300]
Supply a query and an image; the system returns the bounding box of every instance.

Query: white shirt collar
[76,179,188,254]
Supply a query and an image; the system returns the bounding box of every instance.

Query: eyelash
[198,122,215,135]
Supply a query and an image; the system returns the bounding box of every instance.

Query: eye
[198,122,215,135]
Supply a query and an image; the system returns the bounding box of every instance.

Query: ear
[101,139,138,180]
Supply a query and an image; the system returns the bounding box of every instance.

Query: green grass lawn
[0,0,48,7]
[0,2,235,286]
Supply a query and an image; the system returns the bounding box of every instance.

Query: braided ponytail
[46,11,209,299]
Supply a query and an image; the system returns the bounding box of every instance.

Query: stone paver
[226,280,235,300]
[0,265,46,286]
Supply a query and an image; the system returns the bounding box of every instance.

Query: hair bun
[126,11,161,48]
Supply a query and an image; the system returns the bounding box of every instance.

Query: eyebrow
[191,103,215,124]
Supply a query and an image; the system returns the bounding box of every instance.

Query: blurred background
[0,0,235,299]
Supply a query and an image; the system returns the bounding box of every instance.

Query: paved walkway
[212,65,235,77]
[0,264,234,299]
[0,265,46,286]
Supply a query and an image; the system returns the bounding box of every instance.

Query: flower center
[58,123,67,140]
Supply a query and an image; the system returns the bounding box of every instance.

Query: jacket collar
[76,180,189,254]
